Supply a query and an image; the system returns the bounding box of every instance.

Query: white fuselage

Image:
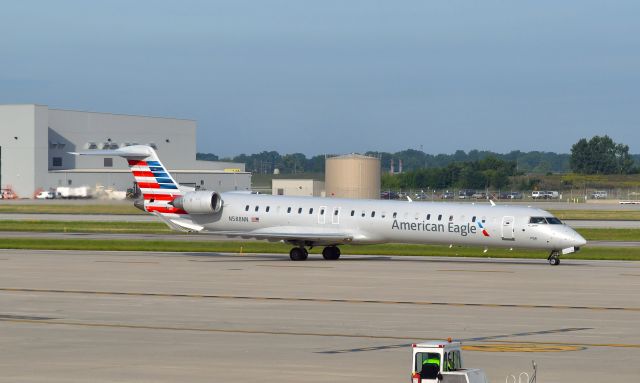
[182,193,586,251]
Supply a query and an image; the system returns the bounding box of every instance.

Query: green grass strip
[0,238,638,261]
[0,220,638,242]
[550,210,640,221]
[0,220,171,234]
[0,204,143,215]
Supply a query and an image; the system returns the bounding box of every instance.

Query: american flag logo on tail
[70,145,189,216]
[127,157,186,215]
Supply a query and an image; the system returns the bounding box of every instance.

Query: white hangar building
[0,104,250,198]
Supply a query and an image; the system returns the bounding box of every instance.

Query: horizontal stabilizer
[69,145,154,158]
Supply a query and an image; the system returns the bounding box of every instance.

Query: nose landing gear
[548,250,560,266]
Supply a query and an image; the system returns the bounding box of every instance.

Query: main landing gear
[289,247,308,261]
[288,246,341,261]
[548,250,561,266]
[322,246,341,260]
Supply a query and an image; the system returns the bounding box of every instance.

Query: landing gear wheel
[289,247,308,261]
[548,252,560,266]
[322,246,341,260]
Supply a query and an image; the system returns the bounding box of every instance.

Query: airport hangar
[0,104,250,198]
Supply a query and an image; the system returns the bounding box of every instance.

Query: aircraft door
[318,206,327,224]
[332,207,340,224]
[501,216,515,240]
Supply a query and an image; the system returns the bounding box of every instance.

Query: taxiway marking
[1,287,639,312]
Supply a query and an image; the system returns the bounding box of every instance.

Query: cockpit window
[545,217,563,224]
[529,217,547,224]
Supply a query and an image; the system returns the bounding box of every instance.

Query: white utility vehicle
[411,340,488,383]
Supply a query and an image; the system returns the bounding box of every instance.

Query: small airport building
[0,104,250,198]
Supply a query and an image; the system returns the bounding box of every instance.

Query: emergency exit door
[501,216,515,240]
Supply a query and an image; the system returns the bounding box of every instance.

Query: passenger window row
[243,205,487,223]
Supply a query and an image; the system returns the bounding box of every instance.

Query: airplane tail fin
[71,145,189,215]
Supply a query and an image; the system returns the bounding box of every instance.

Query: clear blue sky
[1,1,638,156]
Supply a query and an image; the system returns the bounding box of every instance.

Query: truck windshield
[415,352,441,375]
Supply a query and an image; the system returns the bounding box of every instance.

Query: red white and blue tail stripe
[71,145,189,216]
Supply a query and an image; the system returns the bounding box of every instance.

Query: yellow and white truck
[411,340,489,383]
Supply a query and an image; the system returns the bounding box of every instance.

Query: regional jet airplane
[73,145,586,265]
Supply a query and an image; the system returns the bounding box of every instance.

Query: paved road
[0,249,638,382]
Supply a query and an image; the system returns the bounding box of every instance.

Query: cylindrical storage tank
[325,154,380,199]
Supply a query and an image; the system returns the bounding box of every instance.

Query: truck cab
[411,340,488,383]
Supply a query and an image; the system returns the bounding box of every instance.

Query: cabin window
[371,211,376,218]
[449,215,454,222]
[351,210,355,217]
[320,209,325,215]
[381,212,386,218]
[481,217,486,223]
[426,214,431,220]
[361,211,366,217]
[438,214,442,221]
[472,216,476,222]
[309,208,314,214]
[287,207,292,213]
[334,209,339,216]
[255,206,259,212]
[245,205,249,211]
[298,207,302,214]
[393,212,397,218]
[266,206,270,212]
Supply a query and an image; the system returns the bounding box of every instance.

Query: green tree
[570,135,634,174]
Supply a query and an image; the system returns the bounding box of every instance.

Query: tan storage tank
[325,154,380,199]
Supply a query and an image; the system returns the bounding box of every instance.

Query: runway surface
[1,249,638,382]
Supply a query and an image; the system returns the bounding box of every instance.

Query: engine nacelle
[172,191,223,214]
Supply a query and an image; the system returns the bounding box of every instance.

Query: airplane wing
[210,230,354,245]
[155,215,354,244]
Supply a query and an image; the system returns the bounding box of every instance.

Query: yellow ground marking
[1,318,639,351]
[94,261,159,264]
[1,287,639,312]
[463,343,585,352]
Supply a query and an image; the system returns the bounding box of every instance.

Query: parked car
[546,191,560,199]
[35,191,55,199]
[471,192,486,199]
[414,193,430,200]
[441,191,454,199]
[380,191,399,200]
[591,190,608,199]
[0,189,17,199]
[458,189,475,199]
[507,192,523,199]
[531,191,546,199]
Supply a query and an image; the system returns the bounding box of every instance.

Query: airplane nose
[573,232,587,247]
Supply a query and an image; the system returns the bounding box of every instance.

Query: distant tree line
[197,136,639,176]
[381,156,517,190]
